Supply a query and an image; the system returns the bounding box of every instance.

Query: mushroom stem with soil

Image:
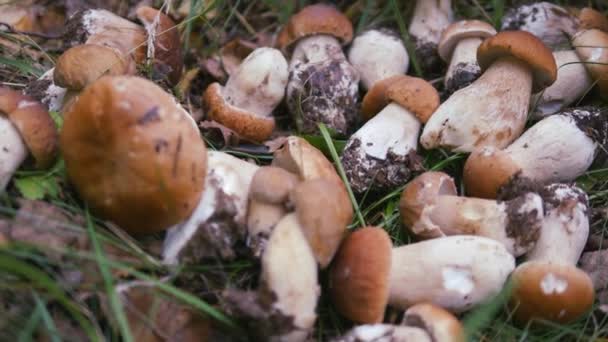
[408,0,453,72]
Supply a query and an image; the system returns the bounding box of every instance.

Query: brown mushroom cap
[54,45,131,90]
[0,88,58,169]
[403,303,465,342]
[438,20,497,62]
[510,261,595,324]
[572,29,608,98]
[399,171,457,237]
[361,75,440,122]
[329,226,392,323]
[577,8,608,32]
[136,6,184,85]
[477,30,557,93]
[463,147,521,199]
[61,76,207,234]
[202,82,275,142]
[277,4,353,52]
[250,166,300,204]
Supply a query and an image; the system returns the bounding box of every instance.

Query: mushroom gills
[0,116,27,190]
[444,37,483,93]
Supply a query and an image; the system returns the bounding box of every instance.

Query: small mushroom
[329,227,515,323]
[202,47,288,142]
[279,4,359,135]
[163,151,259,263]
[0,88,58,190]
[332,325,431,342]
[421,31,557,152]
[401,303,465,342]
[340,76,439,193]
[347,29,409,90]
[464,107,607,199]
[501,2,578,50]
[572,29,608,98]
[408,0,453,73]
[60,76,207,235]
[400,171,544,256]
[438,20,496,95]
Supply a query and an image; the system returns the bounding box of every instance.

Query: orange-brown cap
[61,76,207,234]
[572,29,608,98]
[577,8,608,32]
[329,226,392,323]
[402,303,465,342]
[510,261,595,324]
[136,6,184,85]
[0,88,58,169]
[463,147,521,199]
[438,20,496,62]
[277,4,353,52]
[361,75,440,122]
[249,166,300,204]
[477,31,557,93]
[202,82,275,142]
[54,44,131,90]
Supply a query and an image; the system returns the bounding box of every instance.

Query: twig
[0,22,63,40]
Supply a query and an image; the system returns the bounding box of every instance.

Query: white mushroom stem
[223,47,288,117]
[421,56,532,152]
[0,116,27,190]
[532,51,593,118]
[388,236,515,312]
[409,0,452,47]
[444,37,483,89]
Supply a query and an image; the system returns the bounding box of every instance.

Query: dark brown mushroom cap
[202,82,275,142]
[277,4,353,52]
[136,6,184,85]
[477,31,557,92]
[361,75,440,122]
[0,88,58,169]
[61,76,207,234]
[329,226,392,323]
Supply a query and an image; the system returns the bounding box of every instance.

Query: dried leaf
[200,57,227,83]
[220,38,257,76]
[263,136,288,153]
[200,120,241,147]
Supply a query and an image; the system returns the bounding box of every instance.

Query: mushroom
[24,68,67,113]
[333,325,432,342]
[340,76,439,193]
[202,47,288,142]
[510,183,595,324]
[0,88,58,190]
[575,7,608,32]
[400,171,544,256]
[329,227,515,323]
[501,2,578,50]
[421,31,557,152]
[463,106,607,199]
[278,4,359,135]
[408,0,453,73]
[572,29,608,99]
[347,29,409,90]
[163,151,258,263]
[60,76,207,235]
[438,20,496,95]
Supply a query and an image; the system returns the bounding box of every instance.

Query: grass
[2,0,608,341]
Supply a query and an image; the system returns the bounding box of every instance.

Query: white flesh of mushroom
[0,115,27,190]
[409,0,453,48]
[36,68,67,113]
[388,235,515,312]
[444,37,483,88]
[421,57,532,152]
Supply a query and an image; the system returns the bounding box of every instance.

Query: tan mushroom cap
[403,303,465,342]
[572,29,608,98]
[577,8,608,32]
[61,76,207,234]
[361,75,440,122]
[54,45,131,90]
[329,226,392,323]
[477,30,557,93]
[277,4,353,52]
[510,261,595,324]
[250,166,300,204]
[0,88,58,169]
[202,82,275,142]
[438,20,497,62]
[463,147,521,199]
[136,6,184,85]
[399,171,457,237]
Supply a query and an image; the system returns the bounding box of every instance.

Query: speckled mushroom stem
[0,116,27,190]
[409,0,452,71]
[444,37,483,93]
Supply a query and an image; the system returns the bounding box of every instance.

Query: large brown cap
[361,75,440,122]
[577,8,608,32]
[329,226,392,323]
[54,45,131,90]
[477,30,557,92]
[510,261,594,324]
[277,4,353,52]
[438,20,497,62]
[61,76,207,234]
[402,303,465,342]
[293,178,352,268]
[572,29,608,98]
[0,88,58,169]
[249,166,300,204]
[463,147,521,199]
[399,171,457,238]
[202,82,275,142]
[136,6,184,85]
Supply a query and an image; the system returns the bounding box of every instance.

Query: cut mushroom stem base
[444,37,483,93]
[0,116,27,190]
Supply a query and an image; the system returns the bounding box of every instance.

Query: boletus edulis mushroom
[408,0,453,73]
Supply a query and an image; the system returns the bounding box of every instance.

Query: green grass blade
[0,56,43,78]
[390,0,423,77]
[33,293,61,342]
[18,303,43,342]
